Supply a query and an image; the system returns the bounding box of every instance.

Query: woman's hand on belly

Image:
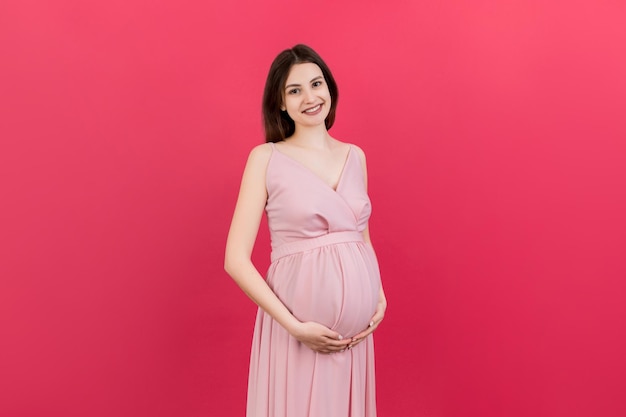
[291,321,352,354]
[346,290,387,350]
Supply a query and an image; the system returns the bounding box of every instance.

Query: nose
[303,87,315,103]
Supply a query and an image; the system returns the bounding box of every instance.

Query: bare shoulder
[346,144,369,183]
[248,142,272,160]
[331,138,366,161]
[245,143,273,170]
[350,144,367,163]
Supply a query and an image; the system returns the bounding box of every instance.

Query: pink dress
[247,143,381,417]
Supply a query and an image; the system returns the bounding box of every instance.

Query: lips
[303,104,322,114]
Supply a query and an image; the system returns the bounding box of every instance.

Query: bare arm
[224,144,350,353]
[348,146,387,348]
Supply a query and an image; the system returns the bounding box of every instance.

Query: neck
[287,124,332,149]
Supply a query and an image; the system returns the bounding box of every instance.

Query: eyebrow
[284,75,324,91]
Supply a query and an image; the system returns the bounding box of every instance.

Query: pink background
[2,1,625,416]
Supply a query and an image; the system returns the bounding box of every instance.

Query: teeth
[305,104,320,113]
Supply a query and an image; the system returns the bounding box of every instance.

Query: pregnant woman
[225,44,387,417]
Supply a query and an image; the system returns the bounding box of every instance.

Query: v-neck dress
[246,143,381,417]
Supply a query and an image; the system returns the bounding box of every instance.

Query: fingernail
[338,335,343,340]
[369,321,374,327]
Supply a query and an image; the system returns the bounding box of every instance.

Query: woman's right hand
[291,321,352,354]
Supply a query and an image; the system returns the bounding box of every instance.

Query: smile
[303,104,322,114]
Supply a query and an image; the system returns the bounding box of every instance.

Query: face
[281,62,332,130]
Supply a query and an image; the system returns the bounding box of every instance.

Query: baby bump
[267,242,381,338]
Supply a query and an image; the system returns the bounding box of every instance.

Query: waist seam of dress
[270,231,364,262]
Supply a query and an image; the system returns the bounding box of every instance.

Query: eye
[288,88,300,95]
[312,81,323,87]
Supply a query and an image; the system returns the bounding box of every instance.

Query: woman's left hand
[347,293,387,350]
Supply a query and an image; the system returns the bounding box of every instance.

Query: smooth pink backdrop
[1,1,625,416]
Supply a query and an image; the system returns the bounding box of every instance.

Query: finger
[316,323,343,341]
[329,346,347,353]
[372,311,384,322]
[327,338,351,349]
[352,325,375,341]
[327,338,351,350]
[371,310,384,324]
[323,330,344,341]
[353,325,376,342]
[322,331,350,344]
[346,336,359,349]
[325,344,347,354]
[348,335,368,349]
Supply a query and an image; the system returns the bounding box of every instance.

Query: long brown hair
[262,44,339,142]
